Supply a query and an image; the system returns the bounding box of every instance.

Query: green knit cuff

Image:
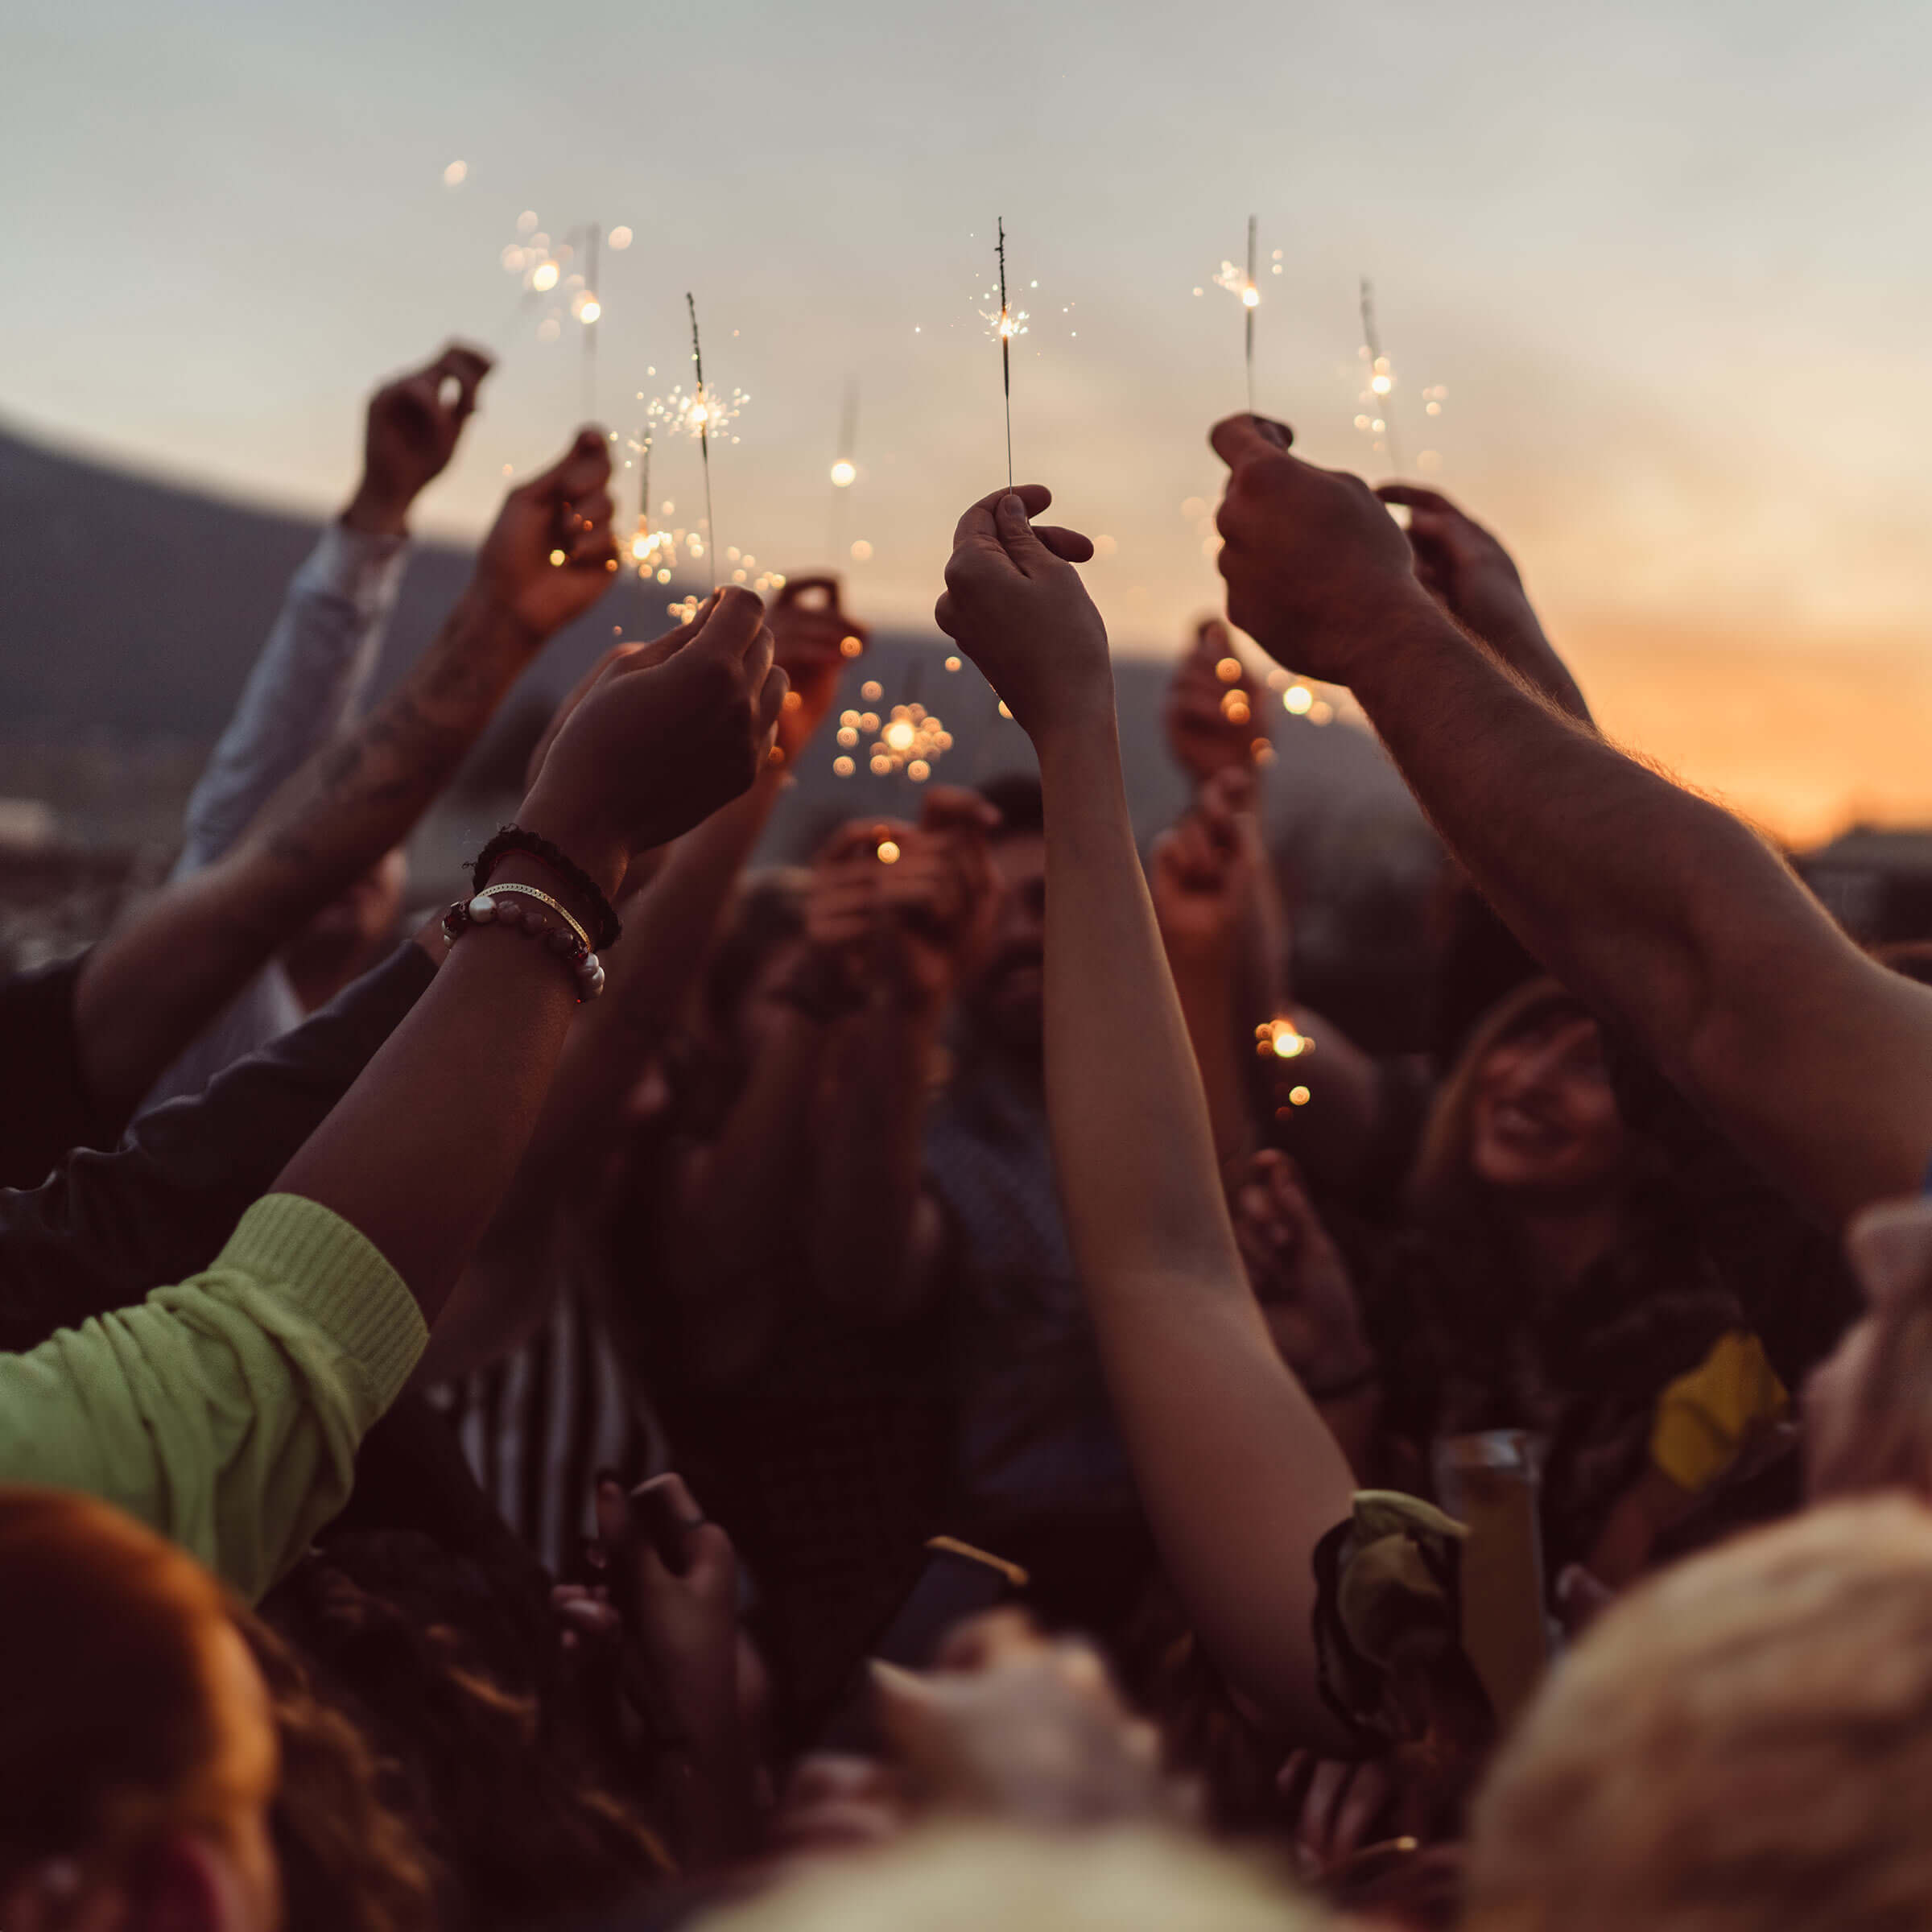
[215,1194,427,1409]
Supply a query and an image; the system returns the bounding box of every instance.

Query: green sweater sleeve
[0,1193,426,1601]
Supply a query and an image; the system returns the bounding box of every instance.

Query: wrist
[1344,593,1468,712]
[510,796,630,906]
[341,479,413,539]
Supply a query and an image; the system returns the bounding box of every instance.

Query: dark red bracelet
[470,824,621,952]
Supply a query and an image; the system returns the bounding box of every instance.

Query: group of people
[6,336,1932,1932]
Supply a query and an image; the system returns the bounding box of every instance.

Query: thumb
[996,492,1068,576]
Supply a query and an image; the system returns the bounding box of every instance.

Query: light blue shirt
[140,522,409,1113]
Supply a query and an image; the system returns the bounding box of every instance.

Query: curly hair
[261,1531,669,1932]
[233,1608,439,1932]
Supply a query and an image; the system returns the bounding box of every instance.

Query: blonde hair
[1468,1496,1932,1931]
[702,1823,1327,1932]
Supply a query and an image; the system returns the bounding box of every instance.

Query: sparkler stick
[687,292,716,582]
[1245,214,1258,417]
[1359,277,1403,477]
[997,218,1013,489]
[582,223,601,421]
[828,375,859,564]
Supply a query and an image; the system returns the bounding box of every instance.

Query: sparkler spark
[1211,216,1261,415]
[833,701,953,781]
[1357,277,1404,475]
[982,219,1027,489]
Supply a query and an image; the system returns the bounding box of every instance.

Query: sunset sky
[5,0,1930,842]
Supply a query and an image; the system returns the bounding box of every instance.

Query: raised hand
[871,1608,1182,1826]
[345,342,493,535]
[768,576,868,762]
[522,585,786,886]
[1149,766,1258,965]
[1163,618,1271,786]
[934,485,1104,742]
[1377,482,1590,723]
[1210,415,1432,684]
[1230,1150,1374,1397]
[805,806,993,1012]
[475,427,620,642]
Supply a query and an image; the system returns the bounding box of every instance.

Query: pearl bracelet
[442,886,607,1000]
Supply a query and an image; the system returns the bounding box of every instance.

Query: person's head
[1468,1496,1932,1932]
[960,777,1046,1058]
[699,1822,1327,1932]
[282,847,410,1010]
[1805,1194,1932,1502]
[0,1488,281,1932]
[1412,979,1629,1214]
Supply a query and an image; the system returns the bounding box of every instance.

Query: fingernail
[999,493,1026,521]
[1255,418,1292,451]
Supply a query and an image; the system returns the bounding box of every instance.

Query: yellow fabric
[1649,1331,1788,1495]
[0,1194,425,1601]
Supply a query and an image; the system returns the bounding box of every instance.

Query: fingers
[1375,483,1458,514]
[526,425,613,503]
[950,481,1054,556]
[1031,524,1096,564]
[1208,413,1295,470]
[431,342,493,418]
[993,491,1079,578]
[1191,616,1233,658]
[754,657,791,747]
[774,573,843,612]
[690,584,770,662]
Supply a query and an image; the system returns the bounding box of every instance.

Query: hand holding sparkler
[1375,484,1591,725]
[522,585,786,885]
[769,576,867,762]
[475,427,621,642]
[934,485,1103,743]
[1163,618,1272,787]
[1210,415,1431,686]
[1149,766,1261,968]
[346,341,494,535]
[1227,1150,1376,1417]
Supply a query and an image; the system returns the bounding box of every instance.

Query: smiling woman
[1354,978,1806,1587]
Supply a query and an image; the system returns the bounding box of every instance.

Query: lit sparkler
[981,219,1028,489]
[1212,216,1262,415]
[1356,277,1403,476]
[833,700,953,782]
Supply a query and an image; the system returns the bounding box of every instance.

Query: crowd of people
[6,336,1932,1932]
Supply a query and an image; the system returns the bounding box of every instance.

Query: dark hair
[262,1533,668,1932]
[1379,982,1747,1573]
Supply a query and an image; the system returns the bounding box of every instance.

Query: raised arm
[71,427,610,1130]
[1212,415,1932,1224]
[0,584,786,1596]
[175,344,493,874]
[936,485,1356,1741]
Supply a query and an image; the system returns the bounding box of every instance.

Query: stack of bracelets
[440,824,623,1002]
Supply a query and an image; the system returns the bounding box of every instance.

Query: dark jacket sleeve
[0,939,436,1353]
[0,954,114,1191]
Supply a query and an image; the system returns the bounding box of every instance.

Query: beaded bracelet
[471,825,621,952]
[442,886,606,1000]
